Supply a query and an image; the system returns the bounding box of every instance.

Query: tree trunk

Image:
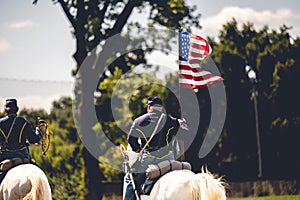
[82,147,105,199]
[78,57,107,198]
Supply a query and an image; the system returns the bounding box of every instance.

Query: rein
[36,118,52,155]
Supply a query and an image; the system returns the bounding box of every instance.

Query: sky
[0,0,299,112]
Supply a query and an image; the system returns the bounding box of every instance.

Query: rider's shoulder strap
[138,113,165,155]
[4,116,17,144]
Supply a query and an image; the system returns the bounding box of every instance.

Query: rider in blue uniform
[123,96,189,200]
[0,99,42,182]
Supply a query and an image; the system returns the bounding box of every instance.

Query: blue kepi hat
[5,99,18,110]
[147,96,163,106]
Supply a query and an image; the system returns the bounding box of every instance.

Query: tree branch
[97,0,110,32]
[57,0,77,30]
[106,0,138,37]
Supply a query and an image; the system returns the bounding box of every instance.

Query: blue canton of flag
[179,32,190,62]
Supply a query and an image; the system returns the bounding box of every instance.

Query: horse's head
[119,144,135,159]
[119,144,142,173]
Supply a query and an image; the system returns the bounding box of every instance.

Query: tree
[35,0,200,198]
[23,97,86,199]
[49,97,86,199]
[210,19,300,180]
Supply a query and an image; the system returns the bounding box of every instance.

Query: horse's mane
[190,167,226,200]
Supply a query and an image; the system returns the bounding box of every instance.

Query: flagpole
[177,26,183,110]
[176,28,224,163]
[177,26,185,161]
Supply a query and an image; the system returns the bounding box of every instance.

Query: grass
[103,195,300,200]
[229,195,300,200]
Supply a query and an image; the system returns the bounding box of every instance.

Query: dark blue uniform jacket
[0,114,40,152]
[128,109,188,157]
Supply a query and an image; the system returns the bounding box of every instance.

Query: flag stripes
[179,31,223,88]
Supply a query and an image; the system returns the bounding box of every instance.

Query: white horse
[0,164,52,200]
[121,145,226,200]
[140,169,226,200]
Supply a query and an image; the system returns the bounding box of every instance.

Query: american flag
[179,32,223,89]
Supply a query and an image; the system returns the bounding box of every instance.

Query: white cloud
[201,7,300,37]
[146,50,177,70]
[9,20,35,29]
[0,39,11,53]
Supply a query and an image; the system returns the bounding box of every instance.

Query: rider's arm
[127,120,141,152]
[169,116,189,141]
[24,119,41,144]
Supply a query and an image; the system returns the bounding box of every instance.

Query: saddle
[0,157,30,172]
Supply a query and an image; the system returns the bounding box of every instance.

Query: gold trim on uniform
[135,128,150,145]
[0,128,7,140]
[165,126,174,145]
[0,146,27,152]
[19,122,27,143]
[146,150,173,159]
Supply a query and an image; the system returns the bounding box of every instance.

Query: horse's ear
[201,165,209,174]
[120,144,126,156]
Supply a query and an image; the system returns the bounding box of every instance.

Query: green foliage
[97,68,168,143]
[23,97,86,199]
[253,181,275,196]
[19,108,49,127]
[210,19,300,180]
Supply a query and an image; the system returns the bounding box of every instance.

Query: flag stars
[180,33,190,61]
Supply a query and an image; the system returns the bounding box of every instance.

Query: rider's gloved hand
[178,118,189,130]
[36,117,46,138]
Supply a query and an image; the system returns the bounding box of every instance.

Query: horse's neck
[140,195,150,200]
